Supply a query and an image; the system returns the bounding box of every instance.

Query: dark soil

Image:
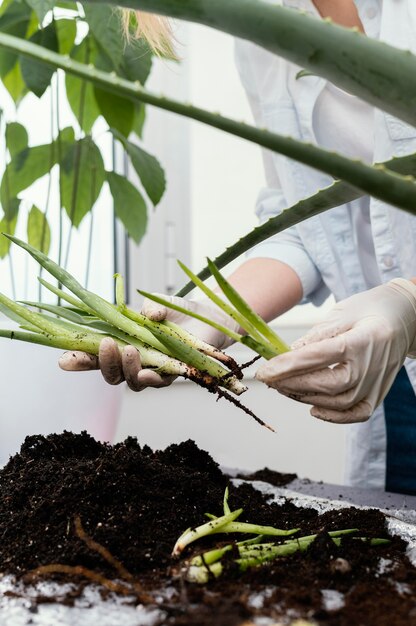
[236,467,297,487]
[0,431,415,625]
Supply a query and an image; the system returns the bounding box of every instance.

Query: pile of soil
[0,431,415,625]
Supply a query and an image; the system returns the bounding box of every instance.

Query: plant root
[216,389,275,433]
[25,564,133,595]
[25,516,154,603]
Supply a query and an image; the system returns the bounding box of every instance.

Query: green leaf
[0,1,32,79]
[1,197,21,222]
[207,258,289,354]
[60,136,105,227]
[27,205,51,254]
[0,0,15,19]
[114,131,166,206]
[2,60,27,102]
[65,37,100,133]
[20,21,59,97]
[107,171,147,243]
[132,104,146,138]
[83,4,124,71]
[0,214,18,259]
[55,17,77,55]
[6,122,28,156]
[120,39,153,85]
[0,143,55,208]
[94,87,135,138]
[25,0,55,22]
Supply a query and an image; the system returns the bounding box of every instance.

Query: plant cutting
[172,490,300,557]
[0,234,301,430]
[0,233,308,428]
[172,487,389,582]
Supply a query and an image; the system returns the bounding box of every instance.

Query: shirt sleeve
[235,39,326,304]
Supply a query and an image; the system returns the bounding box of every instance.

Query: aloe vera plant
[141,258,290,361]
[88,0,416,128]
[172,487,389,582]
[0,236,254,400]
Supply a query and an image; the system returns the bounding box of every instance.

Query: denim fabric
[384,368,416,495]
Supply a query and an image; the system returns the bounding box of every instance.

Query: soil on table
[0,431,415,626]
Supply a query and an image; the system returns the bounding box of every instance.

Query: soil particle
[0,431,415,626]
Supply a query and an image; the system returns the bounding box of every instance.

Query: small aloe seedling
[172,487,299,557]
[186,533,389,583]
[139,258,290,362]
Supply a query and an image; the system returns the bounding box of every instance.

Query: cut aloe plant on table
[0,236,290,430]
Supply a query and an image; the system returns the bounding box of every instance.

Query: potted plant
[0,0,167,462]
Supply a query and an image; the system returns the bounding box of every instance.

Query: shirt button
[366,7,377,19]
[383,256,394,269]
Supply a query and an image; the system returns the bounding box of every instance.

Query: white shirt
[313,0,381,288]
[235,0,416,488]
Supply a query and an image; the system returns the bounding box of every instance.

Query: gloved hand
[256,279,416,423]
[59,295,239,391]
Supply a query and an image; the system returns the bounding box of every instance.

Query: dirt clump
[0,431,415,626]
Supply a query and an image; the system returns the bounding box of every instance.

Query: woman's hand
[256,279,416,423]
[59,295,238,392]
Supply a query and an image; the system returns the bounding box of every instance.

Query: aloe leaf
[177,260,272,350]
[0,328,103,354]
[114,273,126,310]
[207,258,289,355]
[1,33,416,216]
[172,508,244,557]
[223,486,231,516]
[19,301,93,326]
[87,0,416,128]
[177,153,416,296]
[138,289,275,359]
[137,289,243,367]
[38,277,96,314]
[137,289,242,343]
[0,291,69,337]
[121,305,246,393]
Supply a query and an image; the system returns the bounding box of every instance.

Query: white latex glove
[256,279,416,424]
[59,295,239,392]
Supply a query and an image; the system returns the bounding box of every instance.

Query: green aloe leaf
[107,171,148,243]
[2,31,416,218]
[60,136,105,227]
[27,205,51,255]
[137,289,242,343]
[207,258,289,354]
[5,121,28,156]
[87,0,416,128]
[20,20,58,97]
[177,153,416,296]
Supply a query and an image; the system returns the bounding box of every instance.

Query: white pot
[0,323,122,465]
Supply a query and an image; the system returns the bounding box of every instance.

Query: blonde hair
[121,10,175,58]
